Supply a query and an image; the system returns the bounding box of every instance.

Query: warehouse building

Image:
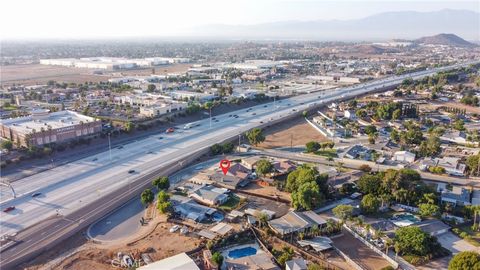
[0,109,102,147]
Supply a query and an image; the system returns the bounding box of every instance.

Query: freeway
[0,61,477,268]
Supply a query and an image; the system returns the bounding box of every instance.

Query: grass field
[314,148,338,158]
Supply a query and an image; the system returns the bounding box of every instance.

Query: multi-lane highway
[0,61,477,268]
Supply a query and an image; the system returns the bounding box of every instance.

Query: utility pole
[238,134,241,152]
[209,107,212,129]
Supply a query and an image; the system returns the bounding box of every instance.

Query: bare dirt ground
[420,101,480,114]
[259,116,328,149]
[24,221,202,270]
[242,183,292,203]
[0,64,109,86]
[332,229,392,270]
[0,63,191,86]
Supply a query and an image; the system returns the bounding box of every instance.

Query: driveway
[437,231,480,254]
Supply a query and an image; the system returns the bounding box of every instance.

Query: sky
[1,0,479,39]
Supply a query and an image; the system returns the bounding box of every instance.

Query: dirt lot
[332,229,392,270]
[420,101,480,114]
[259,116,328,149]
[24,221,202,270]
[241,182,292,203]
[0,63,191,86]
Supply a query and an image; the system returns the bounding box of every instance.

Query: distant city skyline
[1,0,479,39]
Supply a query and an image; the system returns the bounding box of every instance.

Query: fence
[343,225,399,269]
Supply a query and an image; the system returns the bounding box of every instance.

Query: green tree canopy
[1,140,13,150]
[152,176,170,190]
[245,128,265,146]
[361,194,380,214]
[394,226,441,256]
[332,204,354,221]
[448,251,480,270]
[141,189,154,205]
[305,141,321,153]
[212,252,224,267]
[256,159,273,176]
[292,181,325,210]
[418,203,440,217]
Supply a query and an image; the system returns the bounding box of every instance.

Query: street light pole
[108,133,112,162]
[209,107,212,129]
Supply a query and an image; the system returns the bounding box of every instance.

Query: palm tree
[310,224,320,237]
[258,213,269,228]
[385,238,394,254]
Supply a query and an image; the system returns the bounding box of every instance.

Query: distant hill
[189,9,480,41]
[415,33,478,47]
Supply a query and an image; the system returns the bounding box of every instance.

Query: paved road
[0,61,477,269]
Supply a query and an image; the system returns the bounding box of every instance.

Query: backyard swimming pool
[227,246,258,259]
[390,213,420,227]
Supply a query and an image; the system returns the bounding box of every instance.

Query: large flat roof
[0,110,97,134]
[138,252,199,270]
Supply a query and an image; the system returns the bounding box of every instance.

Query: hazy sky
[1,0,478,39]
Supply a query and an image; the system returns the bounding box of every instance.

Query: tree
[147,84,156,92]
[141,189,154,205]
[212,252,224,267]
[332,204,354,221]
[307,264,324,270]
[453,119,465,131]
[277,246,294,266]
[359,164,372,172]
[419,203,440,217]
[302,110,308,118]
[390,129,400,143]
[394,226,440,256]
[361,194,380,214]
[292,181,324,210]
[364,125,377,136]
[449,251,480,270]
[1,140,13,150]
[305,141,320,153]
[357,173,382,195]
[245,128,265,146]
[419,136,441,157]
[256,159,273,176]
[152,176,169,190]
[125,121,134,133]
[392,109,402,120]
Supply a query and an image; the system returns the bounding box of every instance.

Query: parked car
[3,206,15,213]
[31,192,42,198]
[128,170,136,174]
[169,225,180,233]
[166,127,175,133]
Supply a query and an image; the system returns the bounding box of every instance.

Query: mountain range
[188,9,479,41]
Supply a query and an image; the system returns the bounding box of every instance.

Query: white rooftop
[138,252,199,270]
[1,110,97,134]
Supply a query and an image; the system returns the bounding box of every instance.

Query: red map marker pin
[220,159,231,175]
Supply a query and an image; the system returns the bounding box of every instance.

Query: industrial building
[40,57,190,70]
[0,109,102,147]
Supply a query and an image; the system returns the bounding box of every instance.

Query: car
[252,113,256,115]
[228,114,232,117]
[128,170,136,174]
[180,226,189,235]
[3,206,15,213]
[158,136,163,140]
[212,117,216,120]
[292,109,297,111]
[166,127,175,133]
[31,192,42,198]
[300,102,304,105]
[215,120,219,122]
[263,105,268,108]
[169,225,180,233]
[260,121,264,124]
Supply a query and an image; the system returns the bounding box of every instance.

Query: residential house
[273,160,297,176]
[393,151,416,163]
[170,195,217,222]
[138,252,200,270]
[416,220,451,236]
[188,185,229,206]
[286,259,307,270]
[440,186,472,206]
[225,253,280,270]
[440,131,467,145]
[436,157,466,176]
[344,144,372,160]
[269,211,327,236]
